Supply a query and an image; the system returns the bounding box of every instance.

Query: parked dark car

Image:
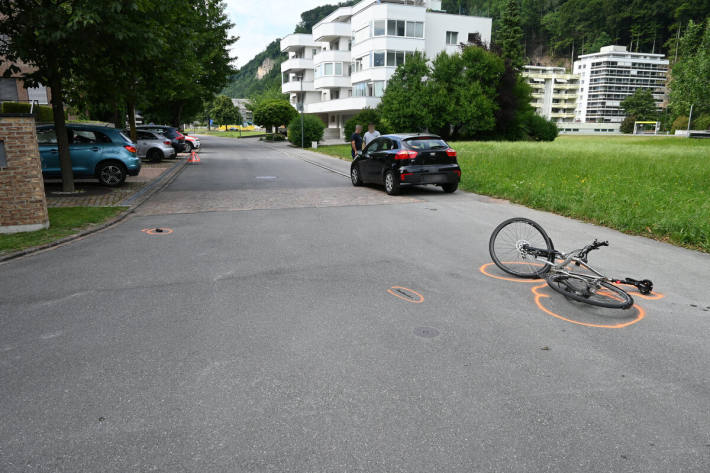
[37,124,140,187]
[136,125,186,153]
[350,134,461,195]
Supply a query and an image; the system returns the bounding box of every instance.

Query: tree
[670,19,710,117]
[427,46,504,139]
[344,108,391,142]
[209,96,242,128]
[498,0,525,69]
[621,88,658,120]
[0,0,120,192]
[287,115,325,146]
[378,53,433,133]
[252,100,298,132]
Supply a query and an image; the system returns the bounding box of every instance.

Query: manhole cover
[413,326,440,338]
[142,227,173,235]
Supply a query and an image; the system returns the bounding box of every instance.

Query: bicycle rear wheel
[545,275,634,309]
[488,217,555,279]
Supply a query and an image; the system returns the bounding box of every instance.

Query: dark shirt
[350,133,363,158]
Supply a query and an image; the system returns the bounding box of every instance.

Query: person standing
[363,122,380,146]
[350,124,363,159]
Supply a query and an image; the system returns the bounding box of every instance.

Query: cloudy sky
[224,0,326,68]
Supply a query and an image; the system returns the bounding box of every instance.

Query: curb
[0,157,189,264]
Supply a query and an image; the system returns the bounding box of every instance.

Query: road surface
[1,136,709,472]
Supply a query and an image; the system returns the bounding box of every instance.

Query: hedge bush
[620,115,636,134]
[671,115,689,133]
[523,113,558,141]
[0,101,56,123]
[287,114,325,147]
[693,114,710,131]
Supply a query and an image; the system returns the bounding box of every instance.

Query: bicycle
[488,217,653,310]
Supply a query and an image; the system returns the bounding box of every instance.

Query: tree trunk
[47,61,74,193]
[127,100,137,142]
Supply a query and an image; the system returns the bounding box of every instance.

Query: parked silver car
[134,130,177,162]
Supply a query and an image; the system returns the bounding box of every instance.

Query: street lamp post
[299,75,304,148]
[687,104,694,136]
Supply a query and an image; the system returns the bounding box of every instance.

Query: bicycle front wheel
[545,275,634,309]
[488,217,555,279]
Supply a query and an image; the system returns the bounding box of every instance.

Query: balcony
[282,80,316,94]
[281,57,313,73]
[304,96,381,114]
[280,34,318,52]
[313,49,351,65]
[314,76,352,90]
[312,22,351,42]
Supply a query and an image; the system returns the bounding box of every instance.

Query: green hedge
[0,101,56,122]
[287,114,325,146]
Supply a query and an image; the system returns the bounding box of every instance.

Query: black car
[136,125,186,153]
[350,134,461,195]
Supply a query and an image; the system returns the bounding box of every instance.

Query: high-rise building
[280,0,492,140]
[573,45,668,123]
[522,66,579,123]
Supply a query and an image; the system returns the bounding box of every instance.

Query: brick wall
[0,114,49,233]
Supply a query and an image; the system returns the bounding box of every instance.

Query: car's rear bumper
[398,164,461,185]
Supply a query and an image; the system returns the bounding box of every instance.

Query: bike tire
[489,217,555,279]
[545,275,634,309]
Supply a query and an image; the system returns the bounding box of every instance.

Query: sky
[224,0,326,68]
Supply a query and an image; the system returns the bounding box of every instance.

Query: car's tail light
[454,170,461,177]
[164,140,171,146]
[446,148,457,157]
[124,145,137,154]
[400,172,413,180]
[395,150,417,160]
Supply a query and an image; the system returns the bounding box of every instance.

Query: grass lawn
[188,130,265,138]
[310,135,710,251]
[309,144,353,161]
[0,206,123,255]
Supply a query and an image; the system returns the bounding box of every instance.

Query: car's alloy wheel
[384,171,400,195]
[351,165,362,186]
[98,163,126,187]
[147,149,163,163]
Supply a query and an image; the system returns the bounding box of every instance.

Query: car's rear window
[119,132,133,144]
[405,138,448,150]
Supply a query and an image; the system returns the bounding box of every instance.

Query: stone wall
[0,114,49,233]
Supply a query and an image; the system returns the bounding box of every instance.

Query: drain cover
[255,176,277,180]
[387,286,424,304]
[413,326,440,338]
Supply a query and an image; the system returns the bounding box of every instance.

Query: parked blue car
[36,124,141,187]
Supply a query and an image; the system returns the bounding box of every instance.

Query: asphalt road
[2,136,709,472]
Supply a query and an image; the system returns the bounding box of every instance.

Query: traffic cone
[188,150,200,164]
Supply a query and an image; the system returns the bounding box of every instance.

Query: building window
[406,21,424,38]
[324,63,333,75]
[354,58,363,73]
[353,82,367,97]
[354,26,369,43]
[373,81,385,97]
[335,62,342,75]
[386,51,405,67]
[388,19,405,36]
[446,31,458,45]
[373,51,385,67]
[374,20,385,36]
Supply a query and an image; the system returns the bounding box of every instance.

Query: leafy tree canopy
[209,95,242,127]
[252,100,298,132]
[621,88,658,120]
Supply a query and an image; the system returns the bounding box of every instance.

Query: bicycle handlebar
[578,239,609,260]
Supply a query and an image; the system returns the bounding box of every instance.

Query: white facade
[573,45,668,123]
[280,0,492,139]
[522,66,579,123]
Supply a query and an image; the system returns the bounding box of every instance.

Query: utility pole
[674,24,681,63]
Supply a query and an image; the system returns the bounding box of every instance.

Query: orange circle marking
[387,286,424,304]
[531,282,645,329]
[142,227,173,235]
[480,261,660,329]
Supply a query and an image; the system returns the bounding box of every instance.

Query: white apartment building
[280,0,492,139]
[522,65,579,123]
[573,45,668,123]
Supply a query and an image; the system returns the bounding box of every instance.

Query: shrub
[523,113,558,141]
[671,115,689,133]
[0,101,54,122]
[343,108,390,142]
[287,114,325,146]
[620,115,636,134]
[693,114,710,130]
[262,133,285,141]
